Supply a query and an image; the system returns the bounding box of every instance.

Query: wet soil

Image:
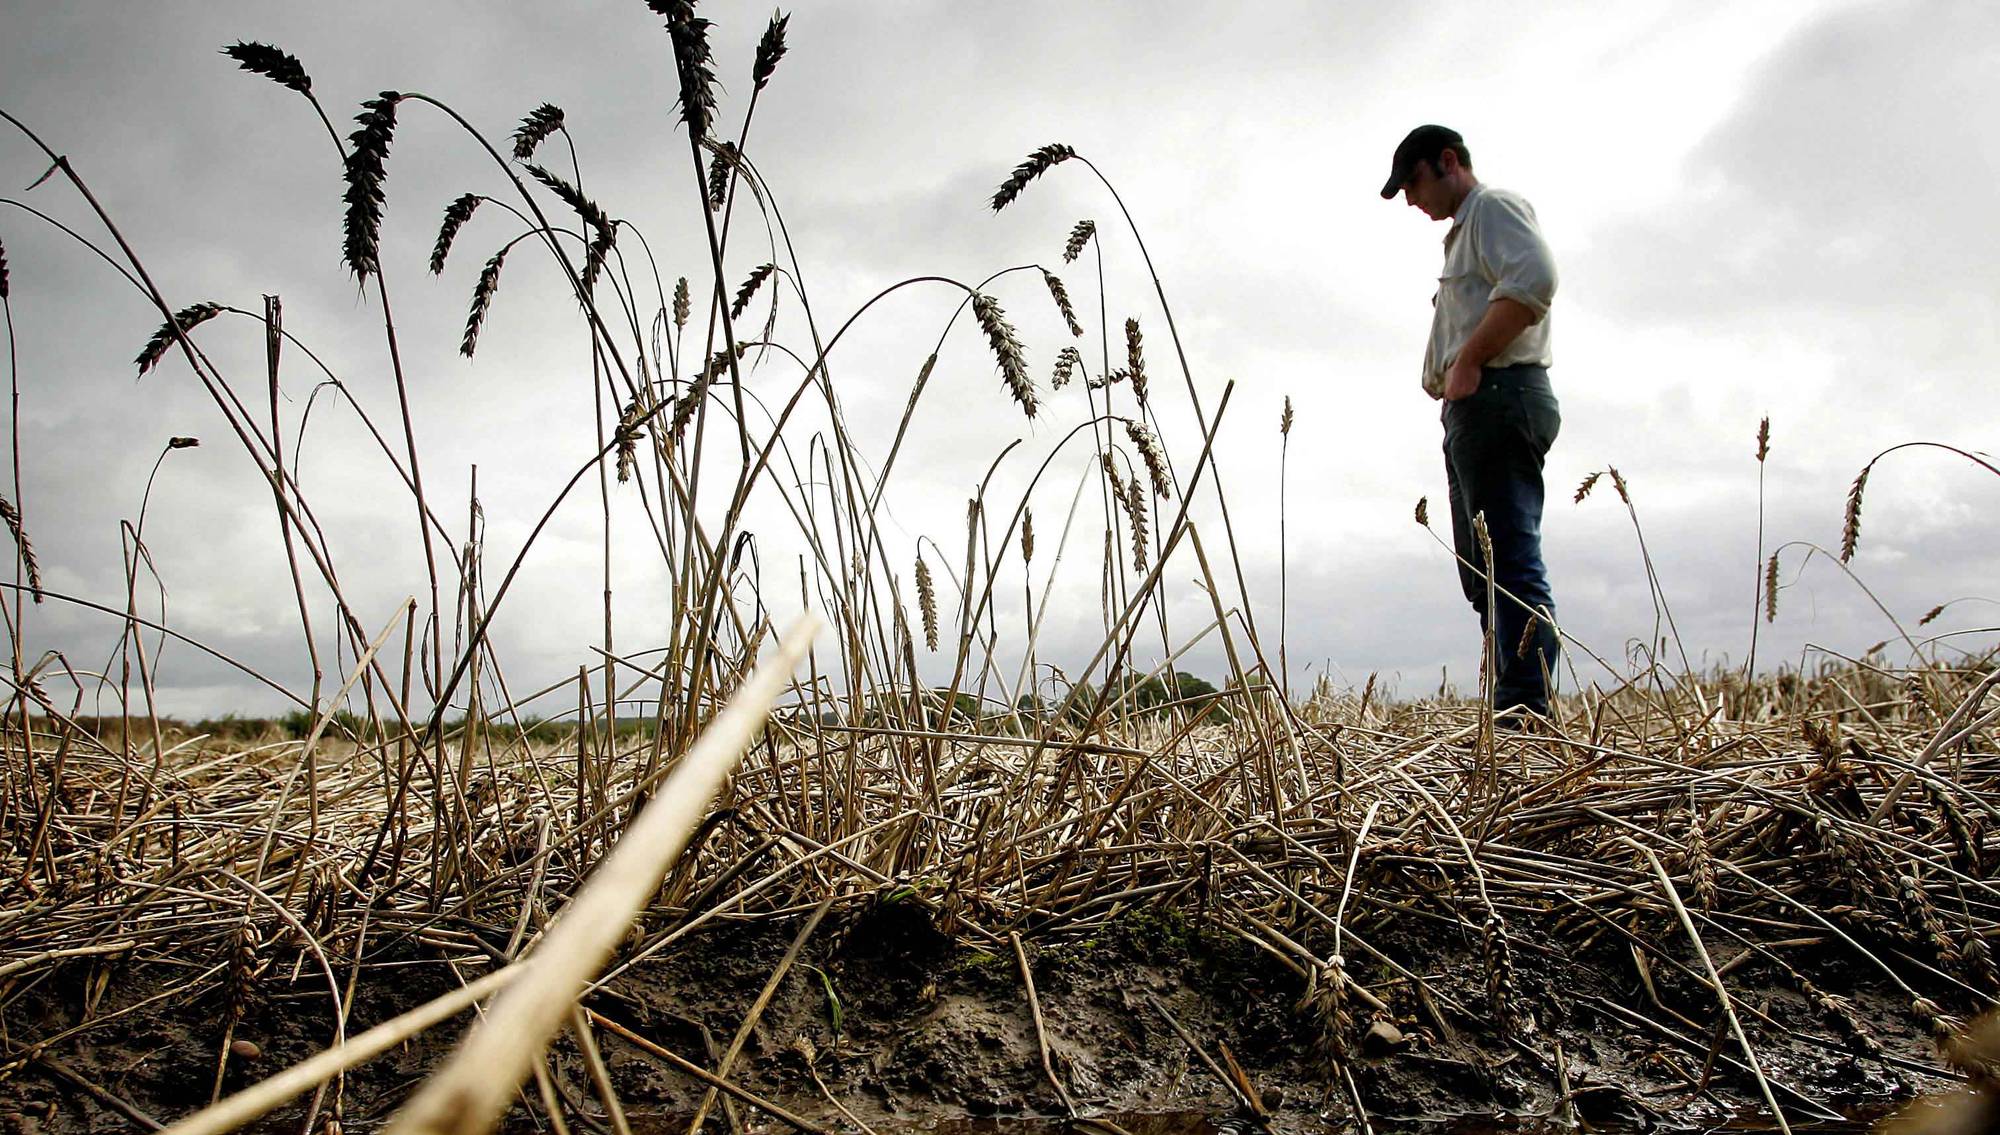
[0,899,1953,1134]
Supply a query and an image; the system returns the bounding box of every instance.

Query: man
[1382,124,1562,719]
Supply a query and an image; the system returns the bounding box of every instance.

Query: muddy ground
[0,898,1951,1134]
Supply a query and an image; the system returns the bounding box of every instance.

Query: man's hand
[1443,356,1482,401]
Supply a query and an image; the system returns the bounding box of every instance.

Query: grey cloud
[1589,1,2000,323]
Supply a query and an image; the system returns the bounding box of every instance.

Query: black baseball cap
[1379,125,1464,199]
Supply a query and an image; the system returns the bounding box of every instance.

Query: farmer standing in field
[1382,125,1561,720]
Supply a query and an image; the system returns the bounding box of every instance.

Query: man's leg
[1443,368,1561,715]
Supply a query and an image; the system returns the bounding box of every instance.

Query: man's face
[1401,158,1452,221]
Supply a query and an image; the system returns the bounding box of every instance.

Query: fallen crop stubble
[2,9,1998,1135]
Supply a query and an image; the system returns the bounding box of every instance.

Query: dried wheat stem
[384,618,816,1135]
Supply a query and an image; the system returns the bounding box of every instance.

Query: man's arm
[1441,298,1537,401]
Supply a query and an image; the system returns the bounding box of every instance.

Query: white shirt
[1422,183,1558,397]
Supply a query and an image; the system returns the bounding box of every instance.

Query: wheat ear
[1051,346,1081,390]
[1125,419,1170,499]
[915,555,938,652]
[1063,219,1095,263]
[136,302,224,376]
[0,496,43,603]
[652,1,718,138]
[753,12,791,91]
[990,144,1076,212]
[1841,464,1869,562]
[221,42,313,95]
[1042,270,1082,337]
[341,92,402,282]
[510,103,565,162]
[732,263,776,320]
[971,294,1036,418]
[1124,317,1150,408]
[461,249,509,358]
[429,193,481,275]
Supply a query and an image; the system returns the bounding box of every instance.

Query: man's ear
[1439,148,1462,174]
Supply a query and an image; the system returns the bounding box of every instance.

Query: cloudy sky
[1,1,1995,719]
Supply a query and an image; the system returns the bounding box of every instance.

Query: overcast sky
[2,1,1995,719]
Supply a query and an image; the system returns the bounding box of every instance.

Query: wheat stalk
[1021,508,1035,566]
[510,103,565,162]
[221,42,313,96]
[990,143,1075,212]
[1414,496,1429,527]
[1765,552,1781,622]
[971,293,1036,418]
[1062,219,1095,264]
[1124,317,1149,408]
[672,277,690,328]
[1574,471,1601,503]
[1280,396,1293,437]
[0,236,9,299]
[1756,416,1771,463]
[429,194,481,275]
[341,92,402,282]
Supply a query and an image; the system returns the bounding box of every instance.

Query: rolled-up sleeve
[1474,194,1557,322]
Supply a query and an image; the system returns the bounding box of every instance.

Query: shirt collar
[1443,182,1486,249]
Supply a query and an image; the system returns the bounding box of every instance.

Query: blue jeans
[1442,364,1561,715]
